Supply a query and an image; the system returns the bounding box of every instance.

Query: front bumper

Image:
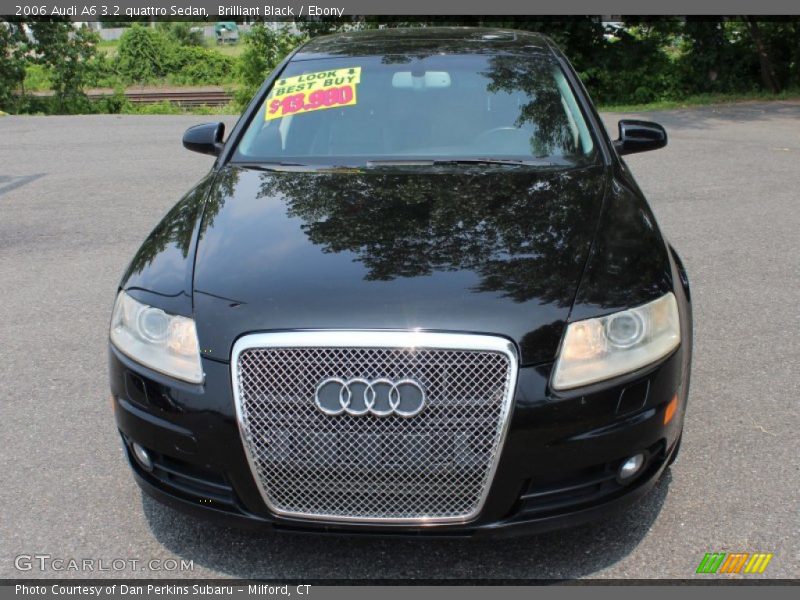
[110,340,688,537]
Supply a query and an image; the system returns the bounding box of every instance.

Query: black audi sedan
[109,28,692,536]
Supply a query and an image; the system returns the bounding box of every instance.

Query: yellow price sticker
[265,67,361,120]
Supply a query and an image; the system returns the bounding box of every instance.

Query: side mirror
[182,122,225,156]
[613,120,667,156]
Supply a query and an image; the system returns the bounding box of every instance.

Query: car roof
[293,27,556,61]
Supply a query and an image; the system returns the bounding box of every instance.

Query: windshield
[233,54,596,166]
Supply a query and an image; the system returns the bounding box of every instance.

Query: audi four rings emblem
[314,377,426,417]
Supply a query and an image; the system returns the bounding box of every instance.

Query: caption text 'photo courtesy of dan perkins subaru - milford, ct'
[108,27,692,537]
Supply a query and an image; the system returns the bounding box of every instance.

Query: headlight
[109,291,203,384]
[552,292,680,390]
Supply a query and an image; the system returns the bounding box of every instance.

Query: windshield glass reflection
[235,53,596,165]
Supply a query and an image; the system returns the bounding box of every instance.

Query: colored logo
[696,552,773,574]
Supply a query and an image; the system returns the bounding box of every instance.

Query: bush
[117,23,235,86]
[76,49,118,89]
[163,45,236,85]
[235,24,306,108]
[156,22,206,47]
[124,100,184,115]
[597,33,682,104]
[95,88,130,114]
[117,24,168,83]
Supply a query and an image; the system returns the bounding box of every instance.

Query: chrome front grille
[232,331,517,524]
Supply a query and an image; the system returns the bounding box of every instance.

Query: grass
[599,89,800,112]
[22,64,51,92]
[94,35,243,56]
[97,39,120,58]
[120,101,240,116]
[211,41,245,58]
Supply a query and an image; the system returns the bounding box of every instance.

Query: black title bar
[2,0,800,17]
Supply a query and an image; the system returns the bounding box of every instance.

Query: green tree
[0,20,30,112]
[745,18,780,92]
[681,18,737,93]
[740,19,800,92]
[295,16,375,36]
[27,19,99,113]
[117,23,167,83]
[248,19,800,104]
[235,23,307,109]
[595,23,681,103]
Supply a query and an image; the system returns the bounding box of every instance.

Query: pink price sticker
[265,67,361,120]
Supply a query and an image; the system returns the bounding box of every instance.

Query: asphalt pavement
[1,103,798,579]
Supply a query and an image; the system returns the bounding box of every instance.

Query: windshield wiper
[366,158,550,168]
[366,159,436,167]
[235,161,364,172]
[235,159,553,171]
[233,161,314,171]
[432,158,549,166]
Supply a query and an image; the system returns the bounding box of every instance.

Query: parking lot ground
[1,103,798,579]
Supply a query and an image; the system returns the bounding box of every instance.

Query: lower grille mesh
[235,339,515,523]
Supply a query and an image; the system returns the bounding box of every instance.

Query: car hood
[191,164,607,365]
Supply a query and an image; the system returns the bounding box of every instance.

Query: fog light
[618,453,645,480]
[132,443,153,472]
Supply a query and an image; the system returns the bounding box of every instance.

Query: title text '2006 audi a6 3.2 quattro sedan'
[109,28,692,537]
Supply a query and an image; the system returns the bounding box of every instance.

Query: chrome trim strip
[230,330,519,526]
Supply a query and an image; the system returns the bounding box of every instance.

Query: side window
[552,67,594,155]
